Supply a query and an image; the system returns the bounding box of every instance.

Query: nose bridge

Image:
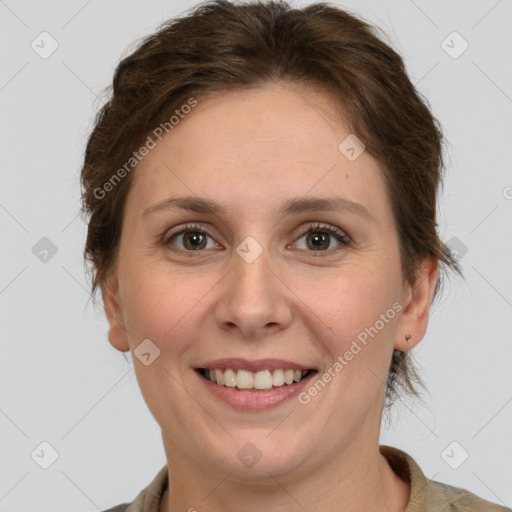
[233,240,271,298]
[215,235,292,336]
[231,236,275,306]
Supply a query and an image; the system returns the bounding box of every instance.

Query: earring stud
[405,334,412,343]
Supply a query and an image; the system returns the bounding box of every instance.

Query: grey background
[1,0,511,510]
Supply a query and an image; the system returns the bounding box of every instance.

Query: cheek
[117,255,215,349]
[299,261,400,363]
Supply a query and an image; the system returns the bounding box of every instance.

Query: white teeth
[236,369,253,389]
[272,369,285,386]
[215,368,224,386]
[223,368,237,388]
[202,368,312,390]
[254,370,273,390]
[284,369,294,385]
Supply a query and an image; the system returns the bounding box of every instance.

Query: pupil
[185,232,205,250]
[308,232,329,250]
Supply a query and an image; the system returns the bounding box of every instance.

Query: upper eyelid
[163,222,211,241]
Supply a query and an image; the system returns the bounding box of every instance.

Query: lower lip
[196,370,317,411]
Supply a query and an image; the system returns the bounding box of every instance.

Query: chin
[206,434,313,481]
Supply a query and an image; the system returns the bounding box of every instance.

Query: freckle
[345,174,349,179]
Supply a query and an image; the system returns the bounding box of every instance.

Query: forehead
[167,82,350,160]
[129,81,389,221]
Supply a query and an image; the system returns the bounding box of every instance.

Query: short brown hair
[80,0,462,409]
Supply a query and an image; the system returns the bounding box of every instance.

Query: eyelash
[163,222,351,255]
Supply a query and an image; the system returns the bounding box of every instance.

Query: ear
[394,256,438,351]
[101,274,130,352]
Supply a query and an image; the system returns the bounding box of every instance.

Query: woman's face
[103,81,434,480]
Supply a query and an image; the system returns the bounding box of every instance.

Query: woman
[80,1,508,511]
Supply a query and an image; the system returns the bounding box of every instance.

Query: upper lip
[197,358,317,372]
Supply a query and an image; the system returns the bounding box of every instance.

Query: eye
[163,223,220,251]
[293,222,351,254]
[163,222,351,255]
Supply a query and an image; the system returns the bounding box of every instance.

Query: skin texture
[102,81,438,512]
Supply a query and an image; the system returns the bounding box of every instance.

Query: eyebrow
[143,195,373,222]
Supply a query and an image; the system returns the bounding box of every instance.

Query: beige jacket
[103,445,510,512]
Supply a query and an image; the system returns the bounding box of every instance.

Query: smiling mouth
[196,368,317,391]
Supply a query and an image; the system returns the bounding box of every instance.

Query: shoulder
[426,480,510,511]
[102,505,130,512]
[101,464,168,512]
[379,445,510,512]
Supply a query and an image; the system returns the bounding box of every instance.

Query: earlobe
[101,276,130,352]
[394,257,438,352]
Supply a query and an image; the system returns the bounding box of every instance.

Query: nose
[214,242,293,339]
